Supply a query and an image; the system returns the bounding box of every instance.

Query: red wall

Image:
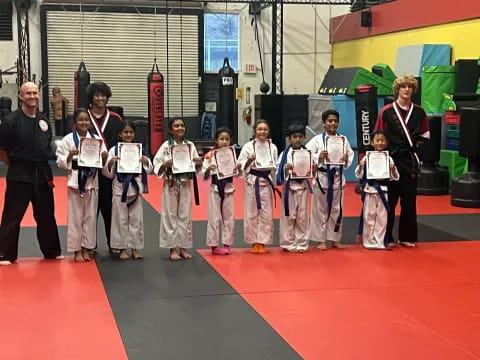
[330,0,480,43]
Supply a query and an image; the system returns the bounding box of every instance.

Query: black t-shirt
[0,109,54,183]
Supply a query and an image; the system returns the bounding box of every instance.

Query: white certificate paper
[118,142,142,174]
[366,151,390,180]
[171,143,195,174]
[213,146,238,180]
[254,139,275,168]
[78,138,103,168]
[325,135,346,165]
[291,149,312,179]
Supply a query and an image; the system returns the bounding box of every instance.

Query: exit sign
[244,64,256,74]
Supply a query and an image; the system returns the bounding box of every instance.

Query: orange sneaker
[250,243,259,253]
[257,243,267,254]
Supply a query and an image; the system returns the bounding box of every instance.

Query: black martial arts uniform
[88,109,123,248]
[0,109,61,262]
[375,101,430,244]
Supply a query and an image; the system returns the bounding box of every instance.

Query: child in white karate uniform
[276,123,314,252]
[56,108,108,262]
[355,130,399,249]
[153,118,202,260]
[103,120,153,260]
[203,127,241,255]
[238,119,280,254]
[306,109,354,250]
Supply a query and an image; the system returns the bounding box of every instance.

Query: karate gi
[375,101,429,243]
[306,132,354,244]
[56,131,107,252]
[202,153,235,247]
[88,109,124,247]
[355,156,399,249]
[103,146,153,250]
[0,109,61,262]
[237,139,278,245]
[276,147,313,251]
[153,139,199,249]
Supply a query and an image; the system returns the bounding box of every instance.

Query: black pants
[386,172,418,243]
[98,173,113,248]
[0,180,61,262]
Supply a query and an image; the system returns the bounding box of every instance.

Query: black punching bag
[417,116,449,195]
[74,61,90,109]
[354,85,378,194]
[451,107,480,207]
[355,84,378,155]
[218,57,235,140]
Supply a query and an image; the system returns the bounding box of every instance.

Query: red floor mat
[199,242,480,360]
[0,258,127,360]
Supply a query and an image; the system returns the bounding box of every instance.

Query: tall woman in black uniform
[0,82,62,265]
[86,82,123,251]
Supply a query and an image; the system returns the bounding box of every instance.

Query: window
[204,13,239,72]
[0,2,13,41]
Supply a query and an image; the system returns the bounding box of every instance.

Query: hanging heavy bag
[74,61,90,109]
[148,62,165,156]
[355,84,378,155]
[218,57,235,133]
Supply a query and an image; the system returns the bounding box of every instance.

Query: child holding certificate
[276,123,314,252]
[56,108,108,262]
[306,109,354,250]
[238,119,280,254]
[153,118,202,261]
[203,127,241,255]
[355,130,399,249]
[103,120,153,260]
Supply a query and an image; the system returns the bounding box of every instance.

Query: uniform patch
[39,119,49,132]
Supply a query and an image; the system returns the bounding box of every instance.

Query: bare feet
[332,241,345,250]
[0,260,13,266]
[250,243,259,253]
[316,243,327,250]
[74,251,85,262]
[55,255,65,260]
[179,248,193,259]
[169,248,182,261]
[131,249,143,259]
[110,248,120,254]
[400,241,416,248]
[119,250,130,260]
[88,250,96,258]
[82,248,91,261]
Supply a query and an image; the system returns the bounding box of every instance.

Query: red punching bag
[74,61,90,109]
[148,61,165,156]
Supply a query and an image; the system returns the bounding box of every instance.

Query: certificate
[254,139,275,168]
[325,135,346,165]
[291,149,312,179]
[78,137,103,168]
[213,146,238,180]
[171,143,195,174]
[366,151,390,179]
[118,142,142,174]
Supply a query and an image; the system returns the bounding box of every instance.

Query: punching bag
[355,84,378,156]
[74,61,90,109]
[147,62,165,156]
[218,57,235,138]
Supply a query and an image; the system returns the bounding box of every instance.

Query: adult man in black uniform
[0,82,62,265]
[375,75,430,247]
[86,82,123,250]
